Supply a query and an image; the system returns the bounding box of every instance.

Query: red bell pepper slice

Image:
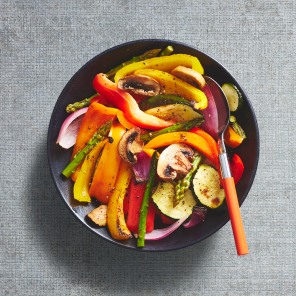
[230,154,245,184]
[126,179,155,233]
[93,74,174,130]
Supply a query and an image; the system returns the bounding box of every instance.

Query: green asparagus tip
[160,45,174,56]
[106,48,162,78]
[66,94,97,113]
[174,155,202,207]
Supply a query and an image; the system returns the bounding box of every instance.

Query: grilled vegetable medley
[57,46,246,247]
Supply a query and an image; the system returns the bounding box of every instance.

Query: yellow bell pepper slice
[134,69,208,110]
[114,54,204,82]
[73,139,108,202]
[107,160,133,240]
[144,131,218,167]
[142,148,158,158]
[89,121,126,204]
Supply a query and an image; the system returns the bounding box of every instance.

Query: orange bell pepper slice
[89,121,126,204]
[144,131,218,166]
[224,126,244,148]
[71,102,118,181]
[116,110,137,129]
[190,127,219,168]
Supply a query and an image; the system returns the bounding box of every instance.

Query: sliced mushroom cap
[118,127,144,164]
[117,74,161,96]
[171,66,206,89]
[157,143,195,181]
[87,205,107,226]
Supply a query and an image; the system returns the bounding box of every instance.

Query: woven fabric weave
[1,1,295,295]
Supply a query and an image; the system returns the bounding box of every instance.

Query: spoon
[204,76,248,256]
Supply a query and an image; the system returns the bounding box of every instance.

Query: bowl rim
[47,38,260,252]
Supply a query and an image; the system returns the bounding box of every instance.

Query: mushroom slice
[117,74,161,96]
[157,144,195,181]
[87,205,107,226]
[171,66,206,89]
[118,127,144,164]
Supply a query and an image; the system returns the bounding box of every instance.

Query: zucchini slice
[221,83,243,112]
[152,182,197,219]
[192,164,225,209]
[145,104,203,123]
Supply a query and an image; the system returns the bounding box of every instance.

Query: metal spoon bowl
[204,76,248,256]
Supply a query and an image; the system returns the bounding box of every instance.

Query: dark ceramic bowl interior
[47,39,259,252]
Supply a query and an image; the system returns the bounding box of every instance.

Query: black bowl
[47,39,259,252]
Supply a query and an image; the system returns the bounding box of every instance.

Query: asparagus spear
[62,120,112,178]
[67,46,175,112]
[140,117,204,144]
[106,48,162,78]
[66,94,97,113]
[160,45,174,56]
[174,154,202,206]
[137,151,158,248]
[106,46,174,78]
[139,94,193,111]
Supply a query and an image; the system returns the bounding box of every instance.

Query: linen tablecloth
[1,1,295,295]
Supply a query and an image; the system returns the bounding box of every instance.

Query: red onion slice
[143,215,189,240]
[200,83,218,139]
[132,151,151,183]
[183,206,207,228]
[56,107,88,149]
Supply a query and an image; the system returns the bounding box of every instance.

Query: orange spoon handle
[223,177,249,256]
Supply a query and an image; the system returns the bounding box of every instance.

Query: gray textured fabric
[1,0,295,295]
